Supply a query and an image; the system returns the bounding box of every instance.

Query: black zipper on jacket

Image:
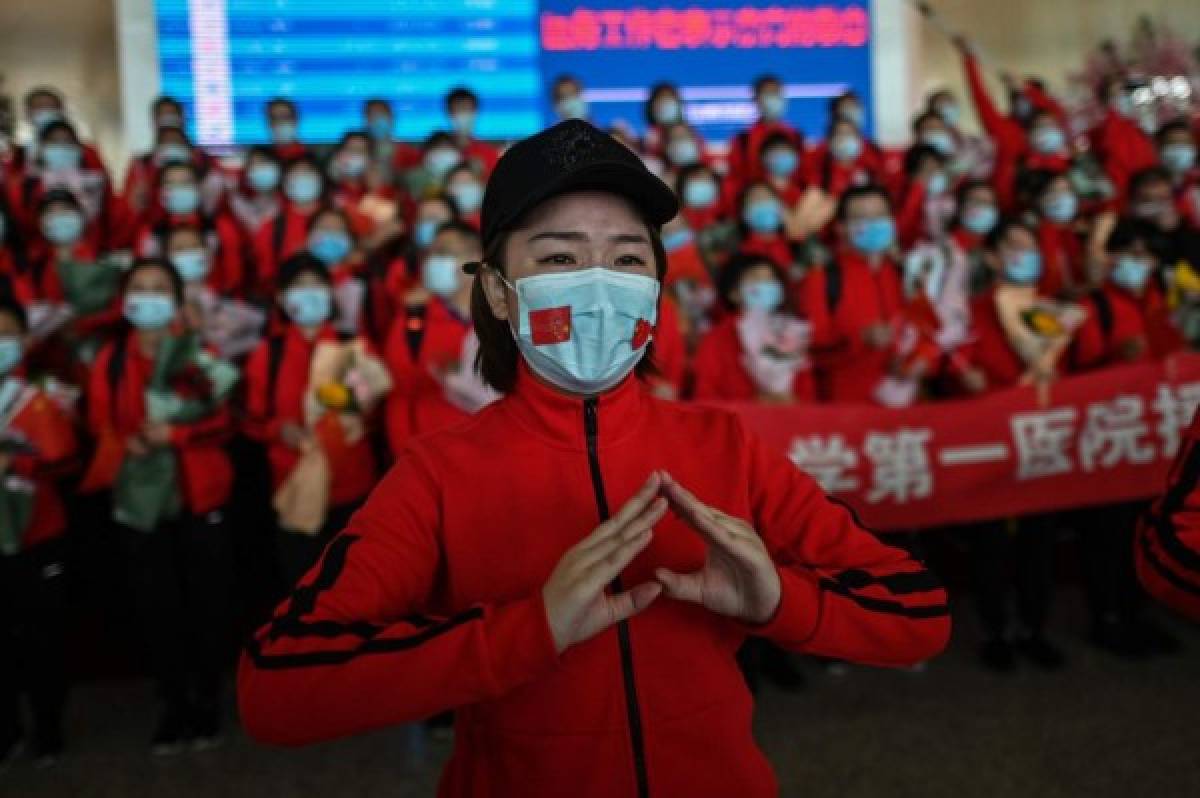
[584,397,650,798]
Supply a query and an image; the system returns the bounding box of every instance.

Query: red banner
[725,354,1200,530]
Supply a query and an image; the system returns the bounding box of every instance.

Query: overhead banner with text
[726,354,1200,530]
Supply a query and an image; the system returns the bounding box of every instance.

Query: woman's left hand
[654,472,782,625]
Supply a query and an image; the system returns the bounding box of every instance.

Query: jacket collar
[499,360,650,451]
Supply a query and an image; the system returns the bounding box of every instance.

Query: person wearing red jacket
[242,253,379,589]
[1024,170,1089,299]
[88,257,236,754]
[1088,78,1160,200]
[894,144,953,250]
[957,217,1069,671]
[1065,217,1184,657]
[675,163,729,235]
[384,221,493,456]
[692,251,814,403]
[238,120,950,797]
[122,97,217,216]
[1157,120,1200,229]
[251,154,328,299]
[1137,407,1200,621]
[736,181,796,273]
[641,82,686,159]
[756,132,807,210]
[796,184,904,402]
[264,97,309,163]
[133,161,248,297]
[226,145,283,237]
[0,295,76,767]
[443,87,501,177]
[803,118,883,201]
[363,97,423,179]
[10,87,111,188]
[726,75,805,194]
[659,122,713,191]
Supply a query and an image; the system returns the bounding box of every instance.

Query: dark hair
[552,74,580,93]
[37,120,79,146]
[1105,216,1159,254]
[673,162,718,198]
[445,86,478,108]
[828,90,859,115]
[911,110,944,135]
[266,97,297,115]
[37,188,82,215]
[364,97,391,114]
[984,216,1035,251]
[159,160,200,184]
[836,183,892,221]
[903,144,945,177]
[735,180,783,236]
[153,95,183,115]
[752,74,781,96]
[0,294,29,334]
[434,219,481,246]
[1156,118,1194,147]
[759,131,796,158]
[1128,165,1172,198]
[336,130,370,149]
[122,256,185,305]
[163,222,203,248]
[24,87,62,109]
[423,131,457,151]
[470,206,668,394]
[644,82,680,126]
[716,251,787,312]
[245,144,281,166]
[1018,168,1066,206]
[277,252,331,292]
[305,206,354,239]
[950,178,996,228]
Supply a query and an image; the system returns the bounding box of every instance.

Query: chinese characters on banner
[725,354,1200,530]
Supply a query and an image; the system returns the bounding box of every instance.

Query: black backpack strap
[265,334,286,413]
[106,334,129,426]
[1090,289,1114,345]
[824,260,843,315]
[271,211,289,265]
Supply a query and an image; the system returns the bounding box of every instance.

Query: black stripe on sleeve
[832,567,943,595]
[818,578,949,619]
[1140,527,1200,598]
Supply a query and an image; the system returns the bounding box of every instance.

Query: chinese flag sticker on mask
[632,318,652,349]
[530,306,572,345]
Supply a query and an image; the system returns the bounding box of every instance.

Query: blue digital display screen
[155,0,872,147]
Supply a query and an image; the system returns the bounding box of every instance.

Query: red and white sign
[724,354,1200,530]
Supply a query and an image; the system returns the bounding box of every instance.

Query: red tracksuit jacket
[238,364,950,797]
[251,204,318,298]
[1070,282,1182,370]
[691,314,815,402]
[133,208,249,296]
[1137,408,1200,620]
[242,323,378,507]
[961,290,1036,390]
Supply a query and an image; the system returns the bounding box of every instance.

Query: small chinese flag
[631,318,653,350]
[530,307,572,345]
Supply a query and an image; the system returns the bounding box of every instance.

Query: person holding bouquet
[84,258,239,754]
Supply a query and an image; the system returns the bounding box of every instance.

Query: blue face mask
[451,111,476,136]
[422,254,460,297]
[926,172,949,196]
[1111,255,1152,291]
[308,230,352,266]
[248,162,280,192]
[163,184,200,215]
[449,181,484,213]
[414,219,440,249]
[41,143,80,171]
[922,130,955,156]
[557,95,588,121]
[654,97,681,125]
[271,122,298,144]
[850,217,896,254]
[831,135,862,162]
[742,280,783,313]
[31,109,62,132]
[171,248,210,282]
[667,138,700,166]
[661,228,693,253]
[744,199,782,233]
[337,153,368,179]
[764,149,798,177]
[1004,250,1042,285]
[0,337,22,375]
[502,266,660,396]
[1163,144,1196,174]
[425,147,460,179]
[962,204,999,235]
[157,143,191,165]
[1043,192,1077,223]
[368,116,392,139]
[124,292,176,330]
[285,172,321,204]
[1032,127,1066,155]
[683,180,718,209]
[936,102,961,128]
[760,93,786,120]
[284,285,332,326]
[841,104,864,127]
[41,211,83,246]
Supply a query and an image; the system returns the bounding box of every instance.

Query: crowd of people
[1,34,1199,770]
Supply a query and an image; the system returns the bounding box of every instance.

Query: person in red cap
[238,119,950,798]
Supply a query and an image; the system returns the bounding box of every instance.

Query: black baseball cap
[463,119,679,274]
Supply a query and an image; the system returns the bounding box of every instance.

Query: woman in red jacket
[383,220,493,456]
[238,120,950,797]
[692,252,814,403]
[0,294,76,767]
[242,253,379,590]
[1025,170,1089,299]
[251,154,329,299]
[88,257,237,754]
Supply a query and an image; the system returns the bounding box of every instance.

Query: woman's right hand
[543,472,668,655]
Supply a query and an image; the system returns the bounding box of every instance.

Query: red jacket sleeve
[1136,415,1200,620]
[241,340,285,443]
[738,417,951,665]
[962,53,1025,160]
[236,447,561,746]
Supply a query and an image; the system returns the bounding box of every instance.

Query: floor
[4,591,1198,798]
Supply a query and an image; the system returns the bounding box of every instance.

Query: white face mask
[498,267,660,395]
